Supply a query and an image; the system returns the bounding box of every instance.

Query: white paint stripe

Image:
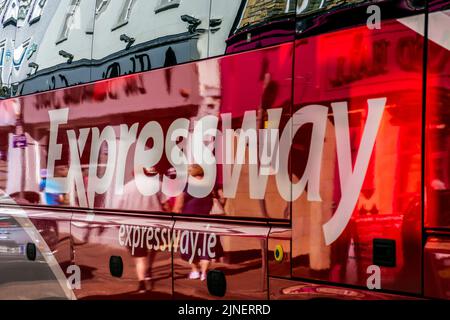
[0,191,76,300]
[398,12,450,51]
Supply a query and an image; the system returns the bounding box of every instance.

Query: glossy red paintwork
[425,8,450,229]
[0,3,449,301]
[268,227,291,279]
[71,212,174,299]
[173,219,269,300]
[422,4,450,300]
[291,17,423,294]
[424,235,450,299]
[14,43,293,221]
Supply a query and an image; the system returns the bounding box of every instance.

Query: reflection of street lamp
[59,50,74,64]
[120,34,135,50]
[209,18,222,33]
[181,15,202,34]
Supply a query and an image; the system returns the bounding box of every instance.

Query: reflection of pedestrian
[173,164,223,281]
[115,168,168,213]
[39,167,69,206]
[113,168,168,293]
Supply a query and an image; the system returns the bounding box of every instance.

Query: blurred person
[113,167,168,293]
[39,166,69,206]
[173,164,223,281]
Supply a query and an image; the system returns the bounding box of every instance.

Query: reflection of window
[2,0,18,27]
[13,39,30,68]
[95,0,110,16]
[0,0,7,15]
[111,0,135,31]
[29,0,47,25]
[56,0,81,44]
[86,0,109,34]
[155,0,180,14]
[18,0,32,22]
[0,40,5,67]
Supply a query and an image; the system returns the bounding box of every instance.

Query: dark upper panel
[90,0,211,82]
[8,0,95,97]
[295,0,426,39]
[209,0,297,56]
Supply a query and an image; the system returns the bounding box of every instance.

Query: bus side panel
[268,227,291,279]
[291,17,424,294]
[424,1,450,301]
[0,205,73,299]
[424,235,450,299]
[25,208,72,268]
[173,220,269,300]
[425,3,450,229]
[71,212,174,299]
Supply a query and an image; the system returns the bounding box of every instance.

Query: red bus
[0,0,449,300]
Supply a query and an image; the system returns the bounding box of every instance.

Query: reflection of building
[0,0,94,96]
[0,0,244,98]
[90,0,212,82]
[238,0,295,28]
[226,0,296,54]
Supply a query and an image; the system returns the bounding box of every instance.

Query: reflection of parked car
[8,192,59,253]
[0,215,27,259]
